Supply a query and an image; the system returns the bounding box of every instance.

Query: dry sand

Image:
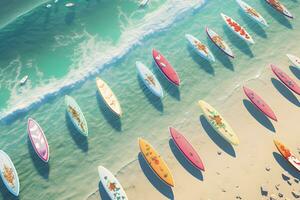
[87,64,300,200]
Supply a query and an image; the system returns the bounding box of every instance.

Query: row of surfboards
[0,0,299,197]
[2,56,300,196]
[186,0,295,62]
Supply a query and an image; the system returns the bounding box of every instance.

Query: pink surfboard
[243,86,277,121]
[152,49,180,86]
[169,127,205,171]
[271,64,300,95]
[27,118,50,162]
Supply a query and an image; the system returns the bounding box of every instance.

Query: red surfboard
[170,127,205,171]
[152,49,180,86]
[271,64,300,95]
[243,86,277,121]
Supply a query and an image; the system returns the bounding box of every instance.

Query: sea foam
[0,0,207,123]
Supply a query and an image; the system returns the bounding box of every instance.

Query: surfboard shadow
[96,91,122,131]
[138,153,174,200]
[27,138,50,179]
[98,181,111,200]
[199,115,236,157]
[289,66,300,80]
[137,75,164,112]
[271,78,300,107]
[206,37,234,71]
[238,10,268,39]
[169,139,203,181]
[273,152,300,179]
[0,180,19,200]
[152,62,181,101]
[260,0,293,29]
[186,46,215,76]
[223,25,254,58]
[65,112,89,152]
[242,99,275,132]
[65,10,76,25]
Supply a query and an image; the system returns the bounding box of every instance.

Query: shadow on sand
[239,10,268,39]
[271,78,300,107]
[98,181,111,200]
[27,139,50,180]
[65,112,89,152]
[273,152,300,179]
[138,153,174,199]
[137,75,164,112]
[96,91,122,131]
[289,66,300,80]
[169,139,203,181]
[186,46,215,76]
[261,0,293,29]
[223,25,254,58]
[199,116,236,157]
[206,37,234,71]
[242,99,276,132]
[152,62,180,101]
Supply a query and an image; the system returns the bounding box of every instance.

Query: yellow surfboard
[198,100,239,146]
[96,77,122,117]
[138,138,175,187]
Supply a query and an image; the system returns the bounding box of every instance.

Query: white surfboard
[136,61,163,98]
[98,166,128,200]
[287,54,300,69]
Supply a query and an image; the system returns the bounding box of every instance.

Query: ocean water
[0,0,300,199]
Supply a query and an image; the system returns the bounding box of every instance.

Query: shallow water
[0,0,300,199]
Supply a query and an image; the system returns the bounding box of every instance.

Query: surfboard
[243,86,277,121]
[221,13,255,44]
[98,166,128,200]
[287,54,300,69]
[265,0,293,19]
[206,27,234,58]
[152,49,180,86]
[136,61,163,98]
[139,0,149,7]
[27,118,50,162]
[271,64,300,95]
[236,0,268,27]
[274,140,300,172]
[65,95,88,136]
[0,150,20,196]
[198,100,239,146]
[185,34,215,62]
[19,75,28,85]
[139,138,174,187]
[96,77,122,117]
[169,127,205,171]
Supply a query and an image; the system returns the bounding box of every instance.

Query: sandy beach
[87,62,300,200]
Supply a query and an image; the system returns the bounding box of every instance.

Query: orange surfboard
[138,138,175,187]
[274,140,300,172]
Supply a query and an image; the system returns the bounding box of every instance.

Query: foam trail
[0,0,207,123]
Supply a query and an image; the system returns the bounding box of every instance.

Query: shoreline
[87,59,300,199]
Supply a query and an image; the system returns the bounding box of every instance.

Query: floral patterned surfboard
[0,150,20,196]
[274,140,300,172]
[198,100,239,146]
[139,138,175,187]
[98,166,128,200]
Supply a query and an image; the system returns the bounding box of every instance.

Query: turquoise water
[0,0,300,199]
